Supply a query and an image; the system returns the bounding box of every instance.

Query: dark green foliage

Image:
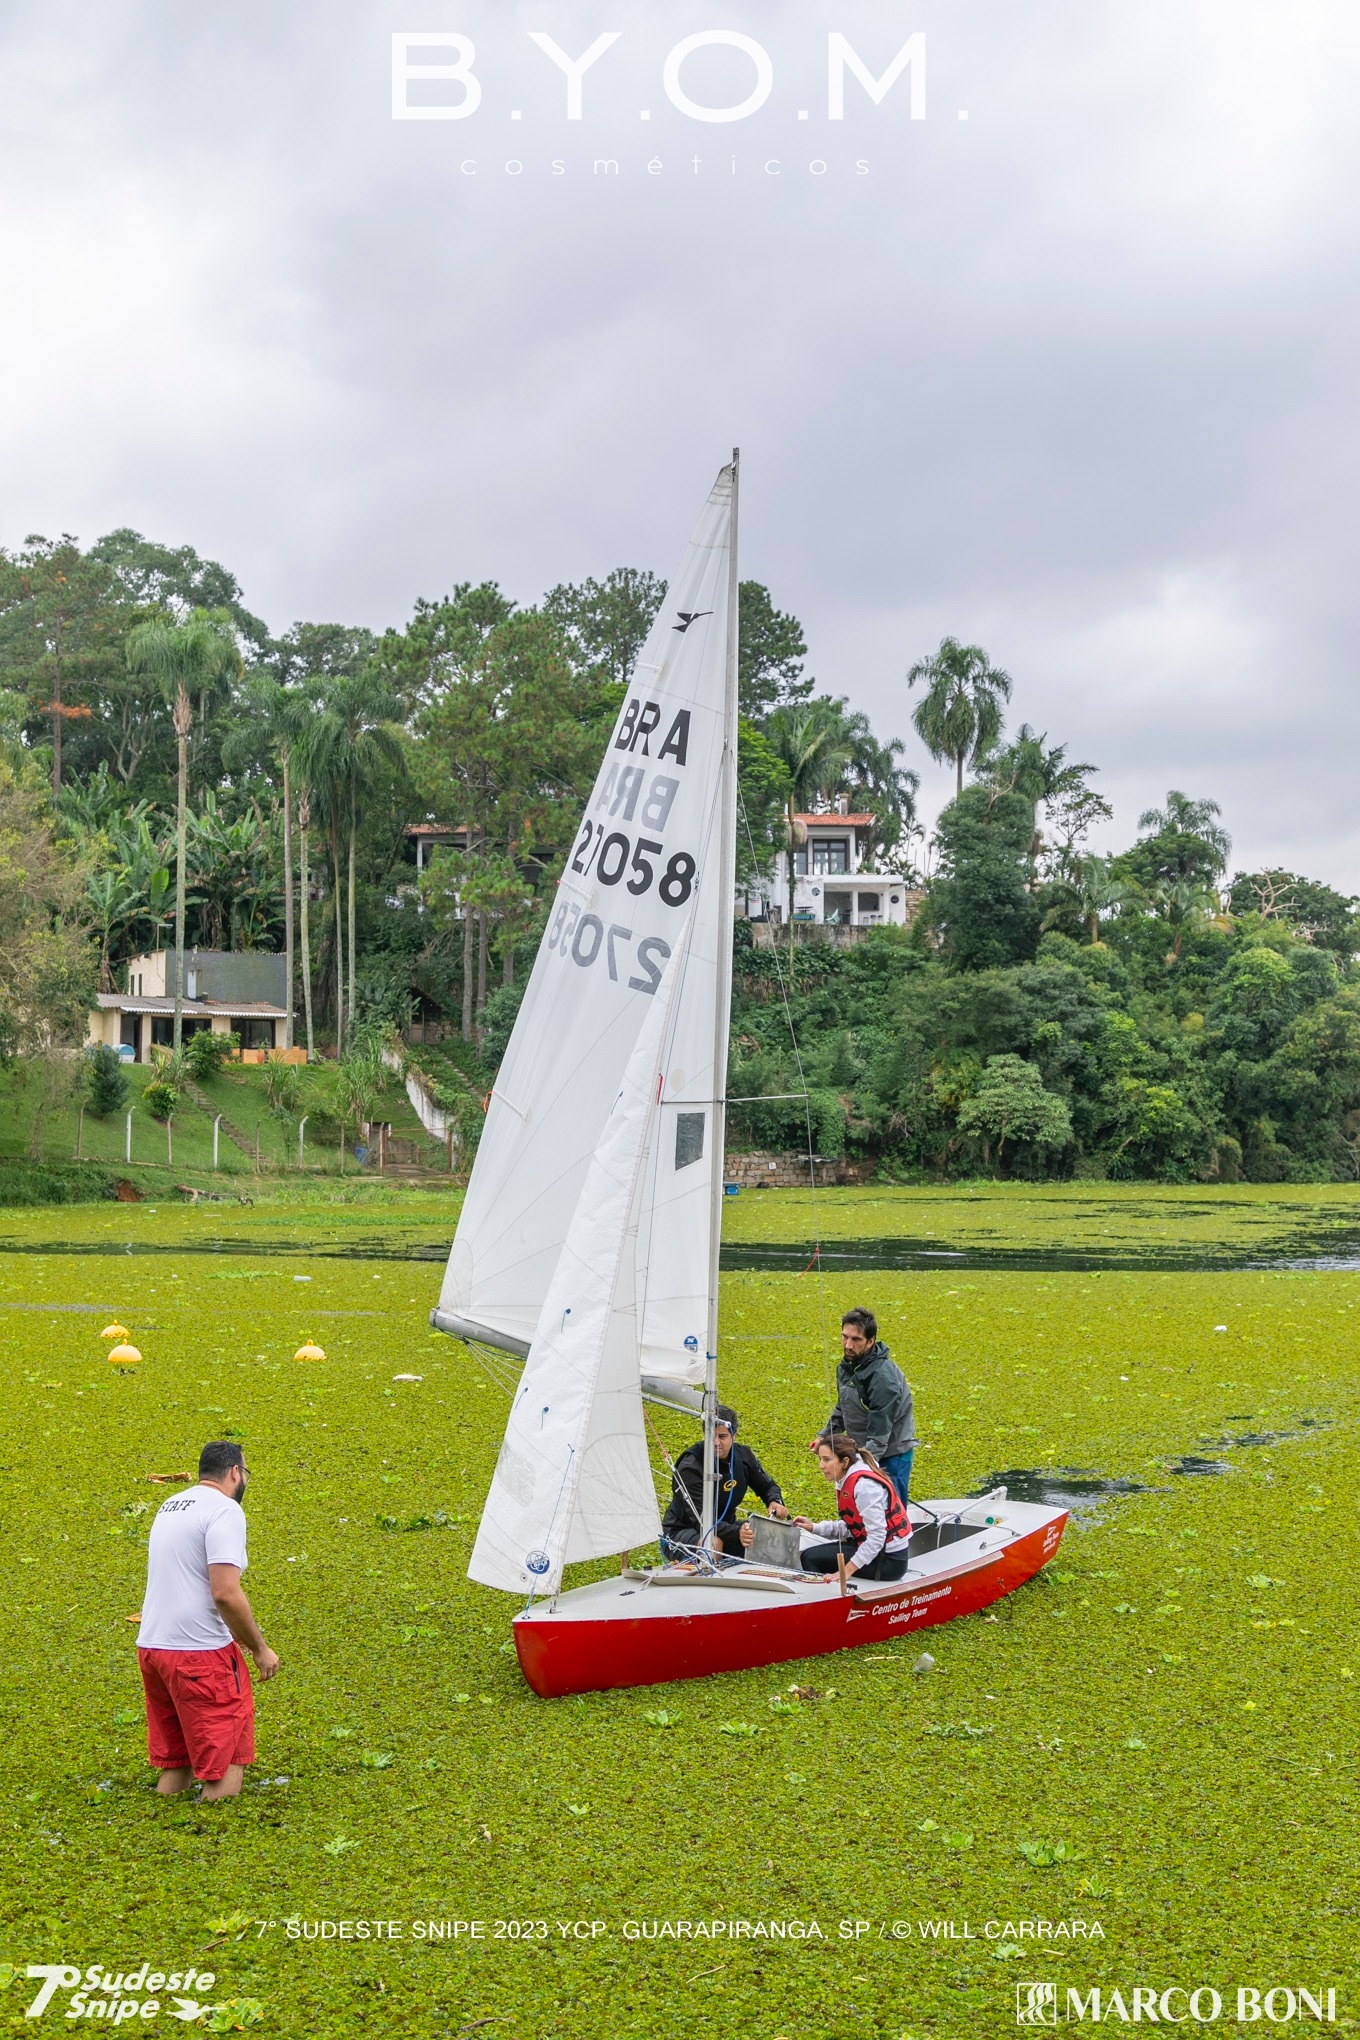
[352,954,415,1030]
[926,786,1039,970]
[183,1028,238,1079]
[1228,869,1360,953]
[85,1043,130,1116]
[733,895,1360,1183]
[479,979,526,1068]
[141,1079,177,1121]
[542,567,666,689]
[0,1160,117,1204]
[736,580,812,720]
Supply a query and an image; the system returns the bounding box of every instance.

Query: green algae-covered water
[0,1186,1356,2038]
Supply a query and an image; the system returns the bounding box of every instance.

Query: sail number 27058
[547,896,672,995]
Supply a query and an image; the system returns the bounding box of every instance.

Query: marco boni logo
[1016,1983,1339,2025]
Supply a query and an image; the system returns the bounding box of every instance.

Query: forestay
[466,930,692,1594]
[434,464,735,1390]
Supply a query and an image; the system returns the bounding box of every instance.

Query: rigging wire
[461,1337,521,1397]
[736,791,834,1419]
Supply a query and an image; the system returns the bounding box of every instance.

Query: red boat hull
[514,1511,1067,1698]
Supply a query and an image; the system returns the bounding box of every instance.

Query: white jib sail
[466,928,692,1595]
[435,463,735,1389]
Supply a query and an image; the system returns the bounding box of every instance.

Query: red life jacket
[837,1463,912,1548]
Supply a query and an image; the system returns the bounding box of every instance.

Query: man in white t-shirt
[137,1441,279,1801]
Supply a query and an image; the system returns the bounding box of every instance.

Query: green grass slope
[0,1060,448,1199]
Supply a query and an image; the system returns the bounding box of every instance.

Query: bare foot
[155,1767,194,1796]
[199,1765,245,1802]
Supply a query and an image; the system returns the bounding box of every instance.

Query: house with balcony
[87,949,291,1062]
[739,808,922,940]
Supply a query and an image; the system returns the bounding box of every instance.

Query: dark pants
[800,1540,910,1582]
[661,1524,744,1560]
[882,1450,914,1510]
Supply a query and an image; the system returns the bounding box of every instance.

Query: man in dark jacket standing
[815,1307,916,1510]
[661,1404,788,1558]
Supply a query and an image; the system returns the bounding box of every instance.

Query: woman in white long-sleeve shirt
[792,1433,913,1582]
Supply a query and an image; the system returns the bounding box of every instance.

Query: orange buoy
[101,1323,130,1340]
[108,1343,142,1368]
[294,1342,326,1362]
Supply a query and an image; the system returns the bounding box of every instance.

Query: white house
[740,810,921,933]
[87,949,291,1062]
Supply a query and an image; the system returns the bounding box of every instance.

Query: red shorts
[138,1641,256,1780]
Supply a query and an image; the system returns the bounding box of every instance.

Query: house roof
[96,994,289,1020]
[404,822,467,837]
[793,812,877,828]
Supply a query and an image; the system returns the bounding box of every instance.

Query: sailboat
[432,455,1067,1698]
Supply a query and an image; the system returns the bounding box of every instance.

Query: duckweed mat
[0,1191,1357,2038]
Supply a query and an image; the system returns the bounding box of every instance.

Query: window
[823,893,852,924]
[810,839,848,874]
[675,1112,705,1169]
[857,892,881,913]
[240,1018,276,1051]
[793,848,808,876]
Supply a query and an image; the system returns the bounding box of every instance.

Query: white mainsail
[466,928,691,1594]
[433,462,737,1392]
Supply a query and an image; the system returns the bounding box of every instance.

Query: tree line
[1,525,1356,1182]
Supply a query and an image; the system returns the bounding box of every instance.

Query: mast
[701,449,740,1549]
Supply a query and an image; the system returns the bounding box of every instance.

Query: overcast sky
[2,2,1357,882]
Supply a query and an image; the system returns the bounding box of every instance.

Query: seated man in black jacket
[660,1404,789,1559]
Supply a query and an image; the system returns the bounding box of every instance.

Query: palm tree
[982,723,1102,882]
[86,869,139,992]
[906,637,1013,796]
[1137,790,1231,874]
[326,671,406,1037]
[300,674,405,1049]
[126,610,241,1049]
[224,676,312,1048]
[1041,852,1136,944]
[1151,877,1222,961]
[295,778,316,1061]
[295,702,347,1053]
[836,703,920,869]
[764,702,855,946]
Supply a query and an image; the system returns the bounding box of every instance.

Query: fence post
[213,1116,221,1171]
[125,1110,132,1165]
[298,1115,308,1170]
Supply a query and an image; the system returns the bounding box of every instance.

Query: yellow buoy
[294,1342,326,1362]
[100,1323,130,1340]
[108,1343,142,1368]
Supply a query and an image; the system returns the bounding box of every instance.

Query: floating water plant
[1,1184,1356,2039]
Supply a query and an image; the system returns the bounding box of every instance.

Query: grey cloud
[1,0,1357,881]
